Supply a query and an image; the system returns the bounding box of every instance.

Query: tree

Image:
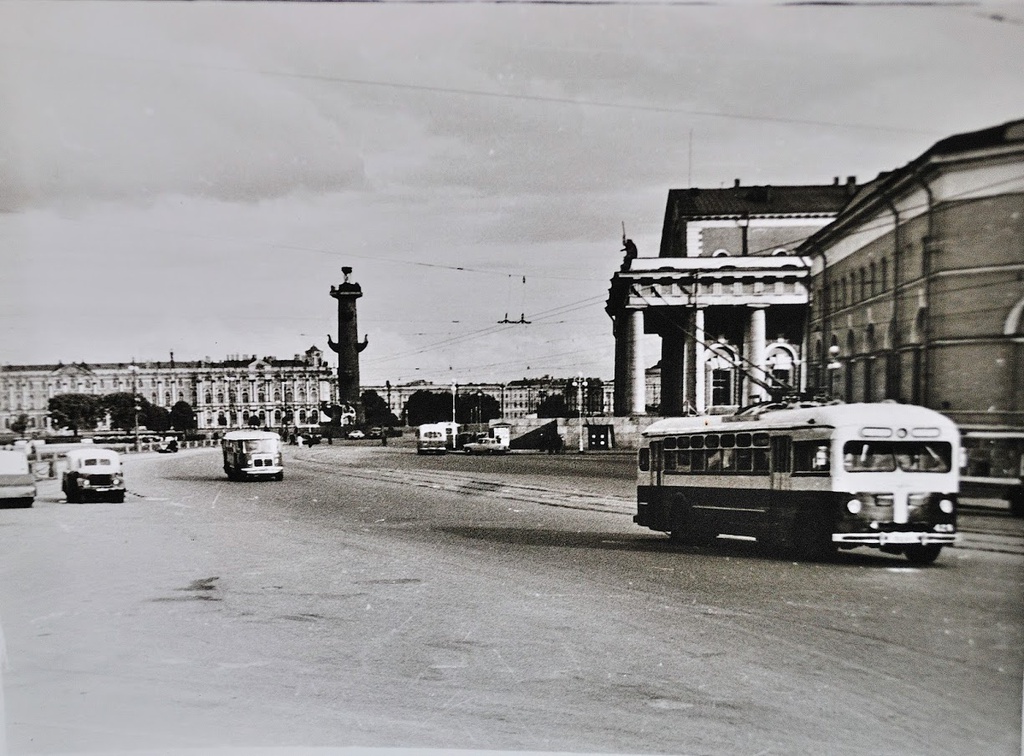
[101,392,144,431]
[536,393,568,418]
[10,413,29,436]
[361,390,400,427]
[405,390,454,426]
[169,401,197,431]
[145,405,171,433]
[455,392,501,424]
[49,394,103,435]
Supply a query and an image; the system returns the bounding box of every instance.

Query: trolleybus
[634,402,959,564]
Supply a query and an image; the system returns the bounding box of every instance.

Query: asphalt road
[1,444,1021,756]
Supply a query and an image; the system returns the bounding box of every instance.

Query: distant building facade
[1,347,334,435]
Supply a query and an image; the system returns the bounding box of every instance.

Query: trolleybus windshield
[843,441,952,473]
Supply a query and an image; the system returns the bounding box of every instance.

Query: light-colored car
[0,449,36,508]
[62,447,126,503]
[463,437,509,455]
[347,429,365,439]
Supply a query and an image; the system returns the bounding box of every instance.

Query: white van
[62,447,125,503]
[0,449,36,508]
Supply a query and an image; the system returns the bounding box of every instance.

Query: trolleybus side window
[638,447,650,471]
[793,441,831,474]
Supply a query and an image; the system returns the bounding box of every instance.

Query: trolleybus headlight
[938,498,954,514]
[846,498,862,514]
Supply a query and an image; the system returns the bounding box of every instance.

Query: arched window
[164,392,171,405]
[205,392,212,404]
[217,392,224,404]
[298,409,307,424]
[242,392,249,404]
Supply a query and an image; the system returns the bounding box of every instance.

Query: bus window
[691,449,706,472]
[736,433,752,448]
[753,432,770,447]
[736,448,753,472]
[677,449,691,473]
[664,450,677,471]
[638,448,650,471]
[706,449,723,472]
[722,448,736,472]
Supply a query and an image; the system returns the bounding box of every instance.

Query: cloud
[0,3,368,211]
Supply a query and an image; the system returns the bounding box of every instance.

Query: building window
[881,259,888,291]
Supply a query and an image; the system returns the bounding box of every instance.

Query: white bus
[635,402,959,564]
[222,430,284,481]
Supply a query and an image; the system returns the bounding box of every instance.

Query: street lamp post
[451,382,457,423]
[575,373,588,453]
[128,364,140,453]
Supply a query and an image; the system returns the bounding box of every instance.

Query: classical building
[606,179,856,416]
[802,118,1024,426]
[1,347,335,435]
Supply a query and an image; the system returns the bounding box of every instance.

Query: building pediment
[51,363,94,377]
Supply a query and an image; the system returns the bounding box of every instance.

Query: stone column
[693,308,707,414]
[747,305,768,403]
[624,309,646,415]
[613,315,627,416]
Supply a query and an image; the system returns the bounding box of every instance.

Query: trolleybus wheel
[903,544,942,565]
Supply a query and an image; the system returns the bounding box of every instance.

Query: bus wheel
[904,544,942,565]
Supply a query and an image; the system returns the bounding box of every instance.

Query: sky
[1,0,1022,387]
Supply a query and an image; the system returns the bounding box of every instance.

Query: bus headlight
[938,498,954,514]
[846,498,862,514]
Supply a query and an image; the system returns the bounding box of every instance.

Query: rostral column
[327,266,368,424]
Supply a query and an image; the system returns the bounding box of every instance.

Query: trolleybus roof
[643,402,959,437]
